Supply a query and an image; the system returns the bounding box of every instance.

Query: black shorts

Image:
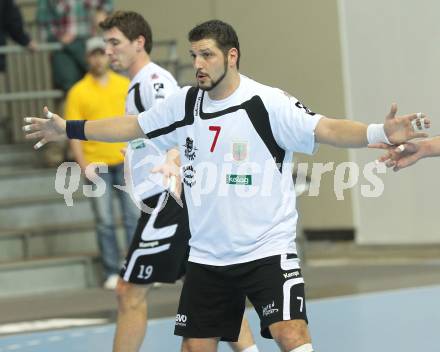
[174,253,308,341]
[120,190,190,284]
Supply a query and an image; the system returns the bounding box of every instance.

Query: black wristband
[66,120,87,140]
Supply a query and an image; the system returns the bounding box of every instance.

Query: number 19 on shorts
[137,265,153,280]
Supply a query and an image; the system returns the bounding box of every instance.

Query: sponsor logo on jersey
[282,90,315,116]
[139,241,159,248]
[194,95,202,117]
[232,140,248,162]
[153,82,165,99]
[295,101,315,116]
[151,73,159,80]
[183,137,197,160]
[283,270,300,279]
[226,174,252,186]
[262,301,279,317]
[183,165,196,187]
[129,138,146,149]
[175,313,188,327]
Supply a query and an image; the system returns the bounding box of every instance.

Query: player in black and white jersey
[101,12,258,352]
[25,19,430,352]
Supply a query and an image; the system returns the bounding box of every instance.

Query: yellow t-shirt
[65,71,129,165]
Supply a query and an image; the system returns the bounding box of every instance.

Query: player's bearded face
[191,39,229,92]
[196,55,228,92]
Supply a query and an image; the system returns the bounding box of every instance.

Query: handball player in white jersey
[24,18,430,352]
[99,11,258,352]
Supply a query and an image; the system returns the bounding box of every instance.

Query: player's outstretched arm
[370,136,440,171]
[314,103,430,148]
[23,106,144,149]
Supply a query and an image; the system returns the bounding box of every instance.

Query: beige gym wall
[339,0,440,244]
[116,0,354,231]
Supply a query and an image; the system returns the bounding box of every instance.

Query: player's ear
[228,48,238,69]
[136,35,145,52]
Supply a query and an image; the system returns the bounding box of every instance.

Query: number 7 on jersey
[208,126,221,152]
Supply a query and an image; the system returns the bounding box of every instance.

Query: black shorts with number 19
[119,190,190,284]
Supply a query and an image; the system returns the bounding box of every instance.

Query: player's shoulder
[240,75,293,110]
[148,62,178,85]
[145,86,192,112]
[165,86,193,104]
[136,62,178,89]
[241,75,318,119]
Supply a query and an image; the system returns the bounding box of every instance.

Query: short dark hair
[99,11,153,54]
[188,20,241,69]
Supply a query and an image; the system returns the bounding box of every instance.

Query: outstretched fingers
[22,122,41,133]
[375,143,409,165]
[393,154,419,171]
[410,131,429,139]
[368,142,391,150]
[369,143,394,164]
[376,153,392,163]
[34,138,48,150]
[24,131,43,140]
[409,112,430,130]
[385,103,398,121]
[23,117,46,132]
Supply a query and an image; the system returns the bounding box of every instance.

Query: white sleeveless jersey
[125,62,179,200]
[137,75,322,266]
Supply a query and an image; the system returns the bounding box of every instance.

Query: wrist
[367,123,391,145]
[420,139,435,158]
[66,120,87,140]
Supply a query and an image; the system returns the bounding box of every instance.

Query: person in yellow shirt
[65,36,138,289]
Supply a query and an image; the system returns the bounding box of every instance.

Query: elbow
[315,118,339,146]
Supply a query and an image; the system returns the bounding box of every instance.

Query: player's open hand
[369,141,425,171]
[383,103,430,144]
[151,161,182,199]
[23,106,67,149]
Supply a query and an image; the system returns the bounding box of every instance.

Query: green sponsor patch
[226,174,252,186]
[129,138,146,149]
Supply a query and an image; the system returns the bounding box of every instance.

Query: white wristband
[367,123,391,145]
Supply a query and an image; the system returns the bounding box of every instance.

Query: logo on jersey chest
[153,82,165,99]
[129,138,146,149]
[183,137,198,161]
[183,165,196,187]
[194,95,202,117]
[232,140,248,162]
[226,174,252,186]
